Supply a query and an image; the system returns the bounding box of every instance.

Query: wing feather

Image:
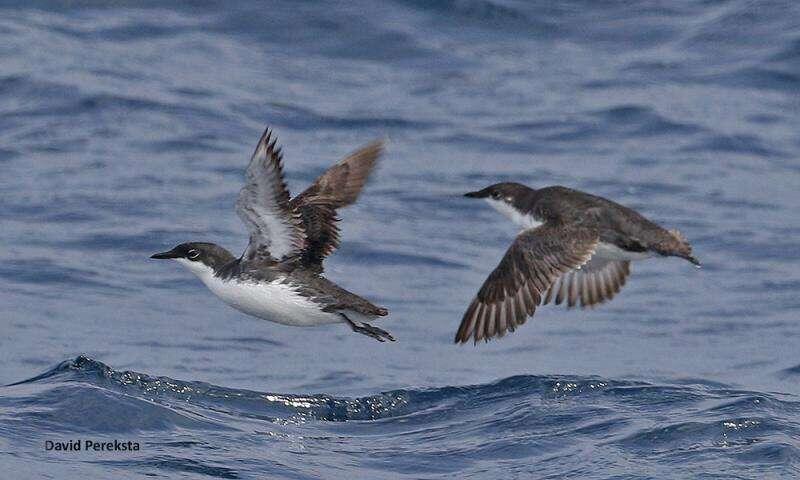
[235,128,306,263]
[290,140,384,270]
[455,224,599,344]
[541,256,632,309]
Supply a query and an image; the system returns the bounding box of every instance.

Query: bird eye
[187,249,200,260]
[491,191,501,199]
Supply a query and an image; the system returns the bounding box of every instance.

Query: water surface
[1,1,799,478]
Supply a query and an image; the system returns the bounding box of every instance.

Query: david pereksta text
[45,439,140,452]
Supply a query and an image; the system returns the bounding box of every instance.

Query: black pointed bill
[464,188,491,199]
[150,248,182,260]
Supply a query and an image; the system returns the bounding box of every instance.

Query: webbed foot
[342,315,395,342]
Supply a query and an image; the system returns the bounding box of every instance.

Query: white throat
[484,198,542,229]
[175,258,216,282]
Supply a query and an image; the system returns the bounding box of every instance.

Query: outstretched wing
[289,140,384,270]
[455,224,599,344]
[542,257,631,308]
[235,128,306,263]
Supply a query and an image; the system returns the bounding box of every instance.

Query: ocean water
[1,1,799,478]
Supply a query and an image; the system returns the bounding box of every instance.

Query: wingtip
[257,126,273,145]
[454,329,472,345]
[369,134,389,148]
[453,330,489,346]
[335,138,386,169]
[363,138,388,156]
[252,126,280,159]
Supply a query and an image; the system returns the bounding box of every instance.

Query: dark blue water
[1,1,799,478]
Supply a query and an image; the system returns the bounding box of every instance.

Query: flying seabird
[151,128,394,342]
[455,182,700,344]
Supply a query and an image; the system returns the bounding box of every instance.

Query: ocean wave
[5,356,799,428]
[2,357,799,477]
[2,0,800,477]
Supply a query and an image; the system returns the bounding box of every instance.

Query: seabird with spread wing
[456,182,700,344]
[151,128,394,342]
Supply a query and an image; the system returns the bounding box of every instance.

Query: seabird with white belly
[151,128,394,342]
[456,182,700,344]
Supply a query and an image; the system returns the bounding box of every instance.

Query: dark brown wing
[542,257,631,308]
[289,140,384,270]
[293,140,384,209]
[455,224,599,344]
[235,128,306,263]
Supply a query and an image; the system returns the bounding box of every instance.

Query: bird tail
[656,229,700,267]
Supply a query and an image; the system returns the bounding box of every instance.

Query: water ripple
[2,357,798,477]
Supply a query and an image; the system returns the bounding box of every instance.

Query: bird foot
[344,317,395,342]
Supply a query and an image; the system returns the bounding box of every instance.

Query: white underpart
[174,259,344,327]
[484,198,543,230]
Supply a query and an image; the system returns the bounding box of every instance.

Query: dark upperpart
[150,242,236,272]
[465,183,701,267]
